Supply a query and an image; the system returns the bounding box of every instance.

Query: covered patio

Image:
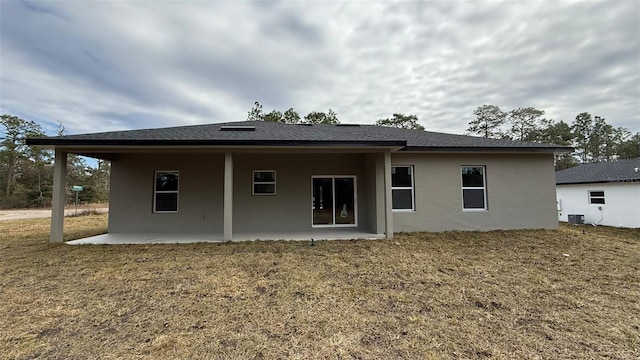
[48,149,394,244]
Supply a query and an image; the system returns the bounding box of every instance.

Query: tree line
[247,102,340,124]
[0,114,110,209]
[247,101,426,130]
[467,105,640,170]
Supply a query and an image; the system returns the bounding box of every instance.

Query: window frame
[391,165,415,211]
[461,165,487,211]
[153,170,179,213]
[588,190,605,205]
[252,170,276,196]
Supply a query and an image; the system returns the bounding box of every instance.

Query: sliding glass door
[312,176,356,227]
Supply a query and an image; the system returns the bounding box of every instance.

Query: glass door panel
[312,176,356,227]
[334,177,355,225]
[312,178,333,225]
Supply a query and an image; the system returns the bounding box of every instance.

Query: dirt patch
[1,218,639,359]
[0,206,108,221]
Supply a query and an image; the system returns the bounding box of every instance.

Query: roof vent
[336,124,360,127]
[220,125,256,131]
[635,167,639,173]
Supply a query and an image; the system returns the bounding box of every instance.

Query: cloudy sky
[1,0,638,137]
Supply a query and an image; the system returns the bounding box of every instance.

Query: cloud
[1,0,638,136]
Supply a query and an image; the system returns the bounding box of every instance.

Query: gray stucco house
[27,121,570,243]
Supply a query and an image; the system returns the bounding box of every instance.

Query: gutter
[400,146,573,153]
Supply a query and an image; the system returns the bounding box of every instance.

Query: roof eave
[400,146,572,153]
[26,138,407,148]
[557,179,640,185]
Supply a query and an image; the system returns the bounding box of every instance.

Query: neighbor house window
[589,190,605,204]
[392,166,415,210]
[154,171,179,213]
[461,166,487,210]
[253,170,276,195]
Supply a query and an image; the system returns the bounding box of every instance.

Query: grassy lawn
[1,215,639,359]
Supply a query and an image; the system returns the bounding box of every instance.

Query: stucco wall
[556,182,640,228]
[391,153,559,232]
[232,153,373,233]
[109,152,376,234]
[109,151,558,235]
[109,153,225,233]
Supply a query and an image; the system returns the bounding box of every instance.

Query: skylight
[220,125,256,131]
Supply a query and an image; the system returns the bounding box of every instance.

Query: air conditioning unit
[568,214,585,225]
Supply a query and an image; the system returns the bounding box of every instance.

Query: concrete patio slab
[66,230,385,245]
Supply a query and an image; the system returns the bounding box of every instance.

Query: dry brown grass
[1,216,639,359]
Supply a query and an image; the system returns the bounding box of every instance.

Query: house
[27,121,571,243]
[556,158,640,228]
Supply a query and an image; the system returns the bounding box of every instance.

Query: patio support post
[50,149,67,243]
[383,150,393,238]
[374,154,386,234]
[224,152,233,241]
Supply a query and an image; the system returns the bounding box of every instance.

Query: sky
[1,0,639,137]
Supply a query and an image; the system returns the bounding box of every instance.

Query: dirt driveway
[0,207,108,221]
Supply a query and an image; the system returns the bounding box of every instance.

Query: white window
[253,170,276,195]
[589,190,605,204]
[461,166,487,210]
[154,171,179,213]
[391,166,415,210]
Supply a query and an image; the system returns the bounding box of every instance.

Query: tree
[618,132,640,159]
[569,112,637,163]
[87,159,111,203]
[303,109,339,124]
[283,108,301,124]
[540,120,572,145]
[263,110,284,123]
[506,107,551,141]
[247,102,264,121]
[263,108,302,124]
[588,116,608,162]
[601,124,629,162]
[467,105,506,138]
[570,114,621,162]
[0,116,112,208]
[1,115,47,198]
[24,140,53,207]
[587,116,627,162]
[247,101,338,124]
[571,112,593,163]
[376,113,425,130]
[539,120,578,170]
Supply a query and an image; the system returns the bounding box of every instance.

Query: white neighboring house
[556,157,640,228]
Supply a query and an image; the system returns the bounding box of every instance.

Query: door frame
[311,175,358,228]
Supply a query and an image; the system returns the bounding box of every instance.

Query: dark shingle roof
[556,158,640,184]
[27,120,571,152]
[323,124,569,151]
